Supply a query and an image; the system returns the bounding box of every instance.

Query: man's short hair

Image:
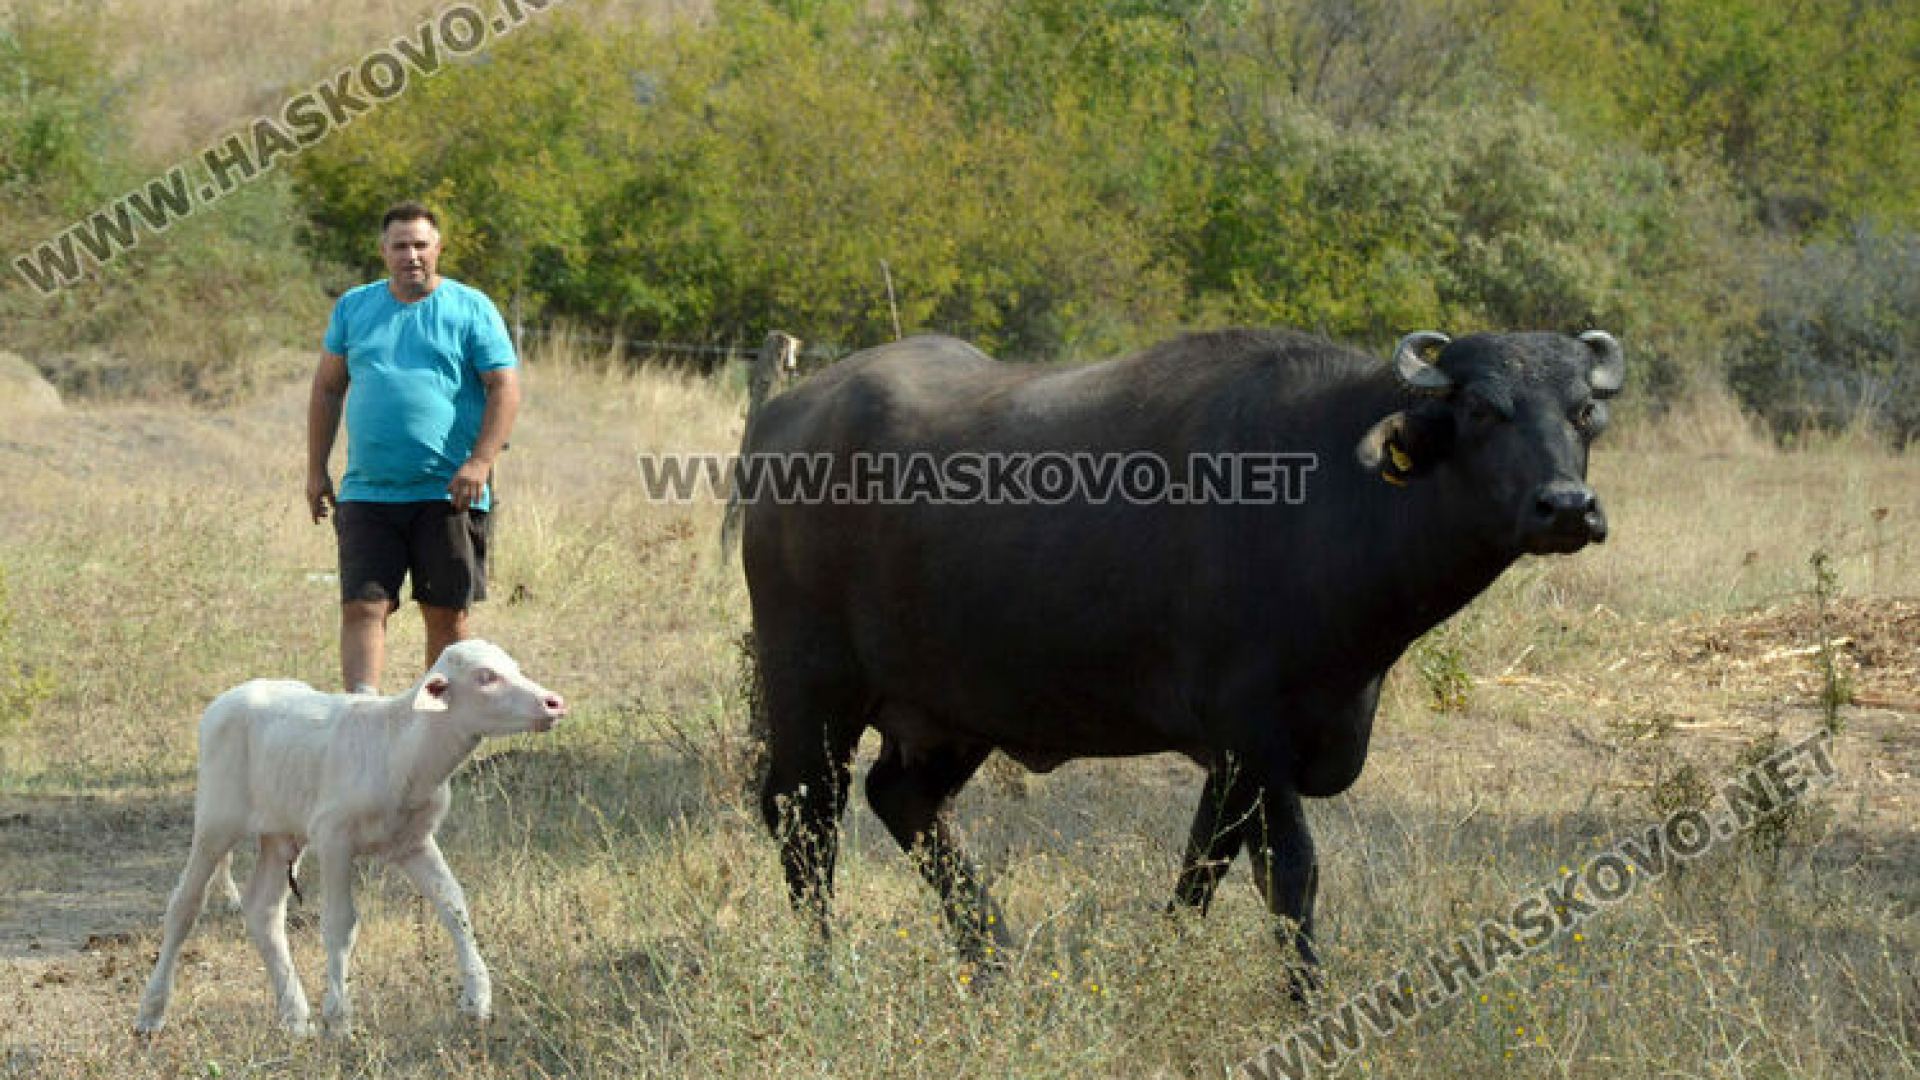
[381,201,438,234]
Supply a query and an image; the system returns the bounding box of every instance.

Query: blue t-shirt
[323,279,516,511]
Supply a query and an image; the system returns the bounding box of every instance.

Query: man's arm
[307,351,350,522]
[447,366,521,511]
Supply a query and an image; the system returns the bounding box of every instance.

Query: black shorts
[334,500,490,608]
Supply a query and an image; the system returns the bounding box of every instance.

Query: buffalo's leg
[1244,785,1322,998]
[757,673,863,936]
[1169,760,1264,913]
[865,739,1012,965]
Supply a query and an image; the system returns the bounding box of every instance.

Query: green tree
[1490,0,1920,232]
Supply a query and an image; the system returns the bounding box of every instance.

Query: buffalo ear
[1355,408,1453,485]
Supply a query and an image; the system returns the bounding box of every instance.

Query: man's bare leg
[420,604,470,671]
[342,599,394,692]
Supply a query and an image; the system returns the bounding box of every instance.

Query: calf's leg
[209,850,243,913]
[135,828,240,1033]
[242,835,312,1035]
[398,837,491,1021]
[315,837,360,1033]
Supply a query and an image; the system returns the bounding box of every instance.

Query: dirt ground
[2,793,200,959]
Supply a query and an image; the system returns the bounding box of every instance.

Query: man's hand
[448,459,490,511]
[307,473,337,522]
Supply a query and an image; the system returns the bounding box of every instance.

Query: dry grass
[74,0,714,164]
[2,346,1917,1079]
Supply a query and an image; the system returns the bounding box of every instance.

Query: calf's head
[1356,331,1624,555]
[412,639,568,735]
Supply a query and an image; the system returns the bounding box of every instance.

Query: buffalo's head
[1355,331,1624,555]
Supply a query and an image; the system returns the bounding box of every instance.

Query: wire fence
[508,322,848,365]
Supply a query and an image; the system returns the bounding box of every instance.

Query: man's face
[381,217,441,298]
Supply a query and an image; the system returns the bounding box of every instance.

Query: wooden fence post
[720,332,802,559]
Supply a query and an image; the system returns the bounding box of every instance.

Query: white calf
[134,640,566,1035]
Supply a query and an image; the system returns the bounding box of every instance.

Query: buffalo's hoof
[1283,963,1322,1006]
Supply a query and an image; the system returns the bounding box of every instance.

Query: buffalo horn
[1580,331,1625,398]
[1392,332,1454,394]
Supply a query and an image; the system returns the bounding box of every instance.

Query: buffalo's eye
[1573,401,1607,434]
[1464,394,1501,425]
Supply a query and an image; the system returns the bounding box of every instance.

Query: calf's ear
[412,673,452,713]
[1356,408,1453,485]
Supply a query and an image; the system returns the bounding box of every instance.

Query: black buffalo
[741,327,1623,986]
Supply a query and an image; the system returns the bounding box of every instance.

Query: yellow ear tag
[1381,439,1412,485]
[1382,440,1413,486]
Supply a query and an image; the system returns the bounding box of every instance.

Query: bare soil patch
[0,795,198,960]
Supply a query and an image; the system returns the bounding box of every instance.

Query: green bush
[1,10,331,399]
[1184,107,1451,340]
[286,0,1897,405]
[1488,0,1920,235]
[11,0,1916,425]
[1729,227,1920,439]
[1183,93,1733,397]
[0,15,116,208]
[294,1,1180,361]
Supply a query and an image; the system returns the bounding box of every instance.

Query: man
[306,201,521,693]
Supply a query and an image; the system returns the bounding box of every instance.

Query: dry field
[71,0,713,165]
[1,348,1917,1079]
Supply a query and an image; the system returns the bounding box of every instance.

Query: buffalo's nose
[1530,482,1607,544]
[1534,484,1594,520]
